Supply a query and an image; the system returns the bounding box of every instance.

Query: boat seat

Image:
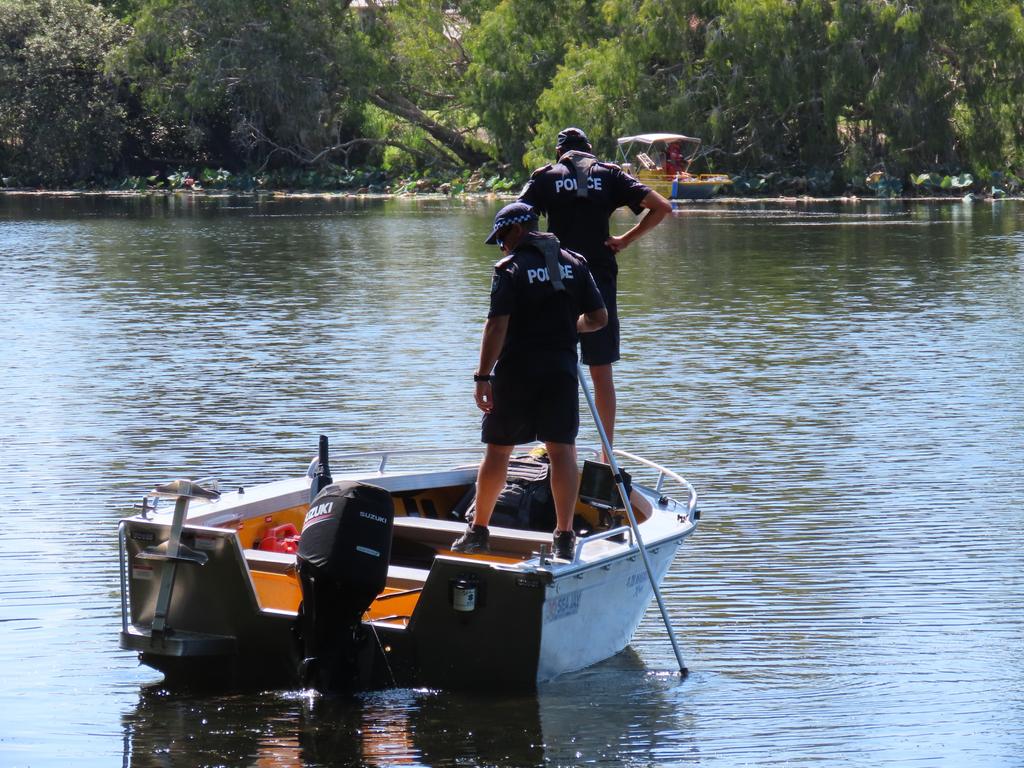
[393,515,552,556]
[245,547,430,587]
[244,548,296,574]
[387,564,430,589]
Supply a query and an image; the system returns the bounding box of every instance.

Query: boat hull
[537,534,684,681]
[672,179,729,200]
[638,172,730,200]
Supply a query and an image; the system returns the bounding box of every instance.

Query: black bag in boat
[467,452,556,531]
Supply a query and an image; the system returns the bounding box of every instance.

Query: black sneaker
[451,525,490,554]
[553,530,576,561]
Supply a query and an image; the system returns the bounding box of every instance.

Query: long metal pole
[578,364,688,676]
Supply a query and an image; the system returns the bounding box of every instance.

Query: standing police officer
[452,202,607,559]
[519,127,672,456]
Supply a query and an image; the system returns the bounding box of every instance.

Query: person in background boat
[665,141,686,176]
[518,127,672,459]
[452,202,608,560]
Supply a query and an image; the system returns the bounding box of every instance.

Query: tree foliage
[462,0,607,165]
[112,0,376,169]
[517,0,1024,184]
[1,0,1022,188]
[0,0,127,184]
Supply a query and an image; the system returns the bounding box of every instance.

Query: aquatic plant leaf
[912,172,942,188]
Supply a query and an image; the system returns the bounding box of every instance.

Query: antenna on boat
[577,364,689,677]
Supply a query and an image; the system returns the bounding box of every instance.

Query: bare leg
[545,442,579,533]
[471,443,514,527]
[588,363,616,461]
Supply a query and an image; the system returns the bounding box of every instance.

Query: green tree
[3,0,1022,187]
[463,0,607,166]
[114,0,374,169]
[368,0,491,167]
[529,39,644,167]
[0,0,127,184]
[827,1,958,178]
[950,0,1024,173]
[527,0,1024,183]
[527,0,839,172]
[116,0,490,170]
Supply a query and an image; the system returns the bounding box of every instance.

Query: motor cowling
[296,480,394,691]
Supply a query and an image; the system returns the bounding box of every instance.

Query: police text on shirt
[527,263,574,285]
[554,176,603,194]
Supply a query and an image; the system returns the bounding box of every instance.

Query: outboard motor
[297,480,394,691]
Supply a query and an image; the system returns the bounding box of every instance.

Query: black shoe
[553,530,576,561]
[451,525,490,554]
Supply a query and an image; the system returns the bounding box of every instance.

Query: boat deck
[243,515,555,618]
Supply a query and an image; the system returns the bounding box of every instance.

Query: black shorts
[481,365,579,446]
[580,272,619,366]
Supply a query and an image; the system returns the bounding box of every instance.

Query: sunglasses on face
[495,226,514,250]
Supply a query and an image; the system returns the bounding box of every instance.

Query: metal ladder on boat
[139,480,218,637]
[120,480,236,656]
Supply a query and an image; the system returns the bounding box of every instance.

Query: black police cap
[484,202,539,245]
[556,127,592,154]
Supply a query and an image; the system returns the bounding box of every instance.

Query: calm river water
[0,193,1022,767]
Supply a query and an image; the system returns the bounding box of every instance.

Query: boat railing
[118,520,130,635]
[306,446,486,478]
[595,447,699,524]
[572,525,634,561]
[305,443,698,524]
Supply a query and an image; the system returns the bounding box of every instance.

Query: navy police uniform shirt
[518,153,651,277]
[488,233,605,374]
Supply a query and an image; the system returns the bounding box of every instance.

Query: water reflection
[123,689,535,767]
[121,649,688,767]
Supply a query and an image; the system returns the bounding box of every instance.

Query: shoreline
[1,188,1020,204]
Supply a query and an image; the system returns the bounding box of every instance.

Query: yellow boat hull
[636,169,731,200]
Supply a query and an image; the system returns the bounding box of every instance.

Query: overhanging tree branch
[241,119,446,170]
[369,91,491,166]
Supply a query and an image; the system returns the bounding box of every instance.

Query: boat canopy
[616,133,700,145]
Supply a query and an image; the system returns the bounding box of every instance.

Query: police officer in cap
[452,202,607,559]
[519,127,672,457]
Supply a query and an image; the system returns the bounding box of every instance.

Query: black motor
[296,480,394,691]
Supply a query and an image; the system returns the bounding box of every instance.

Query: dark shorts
[580,272,619,366]
[481,364,579,446]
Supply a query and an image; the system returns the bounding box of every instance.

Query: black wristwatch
[473,373,494,383]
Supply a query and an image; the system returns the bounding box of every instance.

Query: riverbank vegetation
[2,0,1022,195]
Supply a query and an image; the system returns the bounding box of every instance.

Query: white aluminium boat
[118,439,699,691]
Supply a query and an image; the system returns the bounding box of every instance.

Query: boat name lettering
[544,590,581,622]
[359,511,388,524]
[555,176,602,194]
[516,577,542,589]
[626,570,649,598]
[626,571,647,588]
[130,530,155,543]
[527,264,573,285]
[303,502,333,530]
